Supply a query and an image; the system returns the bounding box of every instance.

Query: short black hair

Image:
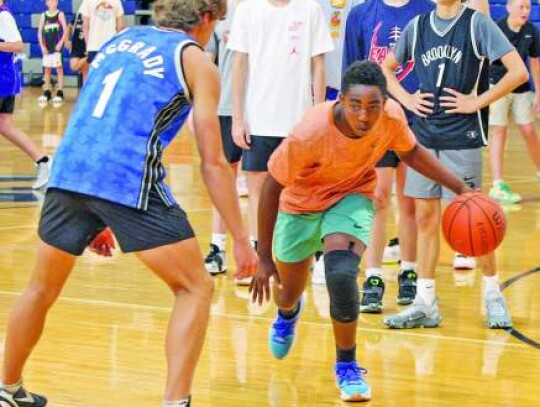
[342,61,387,95]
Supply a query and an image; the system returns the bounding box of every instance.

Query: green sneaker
[488,182,522,204]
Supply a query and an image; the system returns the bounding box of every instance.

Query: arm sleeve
[474,13,515,61]
[310,5,334,57]
[529,25,540,58]
[389,122,417,152]
[268,134,314,187]
[392,19,416,64]
[342,7,362,74]
[227,3,249,52]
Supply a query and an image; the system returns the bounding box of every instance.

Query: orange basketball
[442,192,506,257]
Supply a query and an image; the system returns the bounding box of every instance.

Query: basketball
[442,192,506,257]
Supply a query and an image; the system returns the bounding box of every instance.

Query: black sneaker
[44,89,52,101]
[0,386,47,407]
[360,276,385,313]
[397,269,417,305]
[204,244,226,275]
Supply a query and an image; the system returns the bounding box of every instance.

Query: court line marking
[0,289,529,349]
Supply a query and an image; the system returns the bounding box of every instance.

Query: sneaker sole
[340,392,372,402]
[384,316,442,329]
[397,297,414,306]
[359,304,383,314]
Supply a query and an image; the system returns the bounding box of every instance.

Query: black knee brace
[324,250,361,323]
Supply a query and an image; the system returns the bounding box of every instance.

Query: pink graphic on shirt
[368,22,415,82]
[288,21,304,57]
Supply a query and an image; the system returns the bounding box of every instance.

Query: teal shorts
[273,194,375,263]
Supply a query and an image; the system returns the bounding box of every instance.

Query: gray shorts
[404,148,482,200]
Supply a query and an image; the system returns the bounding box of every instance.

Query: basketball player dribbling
[250,61,472,402]
[381,0,528,330]
[0,1,257,407]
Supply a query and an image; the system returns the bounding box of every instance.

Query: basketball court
[0,88,539,406]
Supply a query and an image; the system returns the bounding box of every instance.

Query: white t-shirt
[228,0,334,138]
[80,0,124,52]
[0,11,22,43]
[316,0,362,90]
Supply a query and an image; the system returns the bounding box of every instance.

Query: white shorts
[489,91,535,126]
[42,52,62,69]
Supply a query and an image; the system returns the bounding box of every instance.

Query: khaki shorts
[42,52,62,68]
[489,91,535,126]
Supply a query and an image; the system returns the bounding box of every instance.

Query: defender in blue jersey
[343,0,434,314]
[0,1,258,407]
[381,0,527,330]
[0,0,50,189]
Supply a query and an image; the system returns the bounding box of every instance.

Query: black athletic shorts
[87,51,98,64]
[70,38,86,58]
[220,115,242,164]
[376,150,400,168]
[39,187,195,255]
[0,96,15,114]
[242,135,284,172]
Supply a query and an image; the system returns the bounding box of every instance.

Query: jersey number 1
[436,63,446,88]
[92,68,124,119]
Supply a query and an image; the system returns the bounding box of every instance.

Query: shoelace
[336,364,367,385]
[273,316,297,340]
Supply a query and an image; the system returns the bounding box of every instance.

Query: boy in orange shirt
[249,61,471,403]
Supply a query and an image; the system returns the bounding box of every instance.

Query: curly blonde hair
[153,0,226,31]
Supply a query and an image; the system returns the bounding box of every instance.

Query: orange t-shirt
[268,100,416,214]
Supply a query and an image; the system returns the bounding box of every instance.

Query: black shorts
[0,96,15,114]
[70,39,86,59]
[376,150,400,168]
[242,135,284,172]
[38,187,195,256]
[87,51,98,64]
[220,116,242,164]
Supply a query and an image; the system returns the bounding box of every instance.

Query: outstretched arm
[250,175,284,304]
[397,144,471,195]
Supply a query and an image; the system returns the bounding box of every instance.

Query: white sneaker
[32,160,50,189]
[382,237,400,264]
[453,254,476,270]
[204,244,227,275]
[52,95,63,106]
[311,253,325,285]
[235,276,252,286]
[485,290,512,329]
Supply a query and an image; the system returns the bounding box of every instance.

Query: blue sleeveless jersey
[49,27,196,210]
[0,4,22,97]
[412,7,487,150]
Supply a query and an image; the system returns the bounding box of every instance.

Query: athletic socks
[0,380,22,394]
[162,397,190,407]
[211,233,227,251]
[278,302,300,320]
[417,279,436,305]
[483,274,500,294]
[400,261,417,273]
[336,345,356,363]
[365,268,383,279]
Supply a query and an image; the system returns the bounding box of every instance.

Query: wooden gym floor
[0,88,539,406]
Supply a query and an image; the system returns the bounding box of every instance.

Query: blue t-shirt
[342,0,434,121]
[0,4,22,97]
[49,26,196,210]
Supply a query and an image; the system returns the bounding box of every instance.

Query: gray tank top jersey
[412,7,487,150]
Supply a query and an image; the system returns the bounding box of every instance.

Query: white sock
[162,398,190,407]
[250,236,257,249]
[0,380,22,393]
[417,279,436,305]
[493,179,503,187]
[400,261,417,272]
[483,274,500,294]
[366,268,383,279]
[211,233,227,251]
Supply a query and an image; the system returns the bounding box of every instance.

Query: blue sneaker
[335,361,371,402]
[268,298,303,359]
